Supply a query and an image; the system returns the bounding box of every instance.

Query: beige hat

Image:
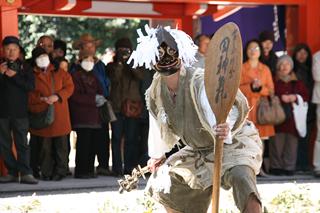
[73,33,102,49]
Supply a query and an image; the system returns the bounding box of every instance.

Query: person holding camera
[106,38,144,175]
[0,36,38,184]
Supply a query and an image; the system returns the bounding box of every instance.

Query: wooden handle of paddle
[212,137,224,213]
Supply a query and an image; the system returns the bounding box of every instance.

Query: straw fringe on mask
[128,24,198,70]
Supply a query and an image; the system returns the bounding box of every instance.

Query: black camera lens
[7,61,20,72]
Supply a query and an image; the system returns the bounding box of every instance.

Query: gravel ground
[0,182,319,213]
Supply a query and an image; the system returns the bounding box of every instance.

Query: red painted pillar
[0,6,19,40]
[296,0,320,167]
[176,4,218,38]
[298,0,320,53]
[0,0,21,40]
[286,6,299,55]
[176,15,194,37]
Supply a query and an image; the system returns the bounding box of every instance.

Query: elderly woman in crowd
[240,39,275,175]
[28,47,74,181]
[71,34,111,176]
[69,54,107,178]
[269,55,309,176]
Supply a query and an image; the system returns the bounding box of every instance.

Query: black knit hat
[259,30,275,42]
[2,36,21,48]
[32,47,47,60]
[115,38,132,50]
[54,39,67,55]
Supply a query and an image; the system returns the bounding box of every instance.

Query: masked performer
[128,25,263,213]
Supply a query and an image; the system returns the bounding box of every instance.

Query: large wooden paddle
[204,22,243,213]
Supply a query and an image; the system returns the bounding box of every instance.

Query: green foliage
[18,15,148,60]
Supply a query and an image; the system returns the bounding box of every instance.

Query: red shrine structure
[0,0,319,52]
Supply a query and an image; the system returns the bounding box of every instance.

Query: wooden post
[298,0,320,53]
[175,15,194,37]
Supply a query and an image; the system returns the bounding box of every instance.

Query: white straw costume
[129,25,263,213]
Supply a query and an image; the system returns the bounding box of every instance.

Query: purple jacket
[69,69,103,129]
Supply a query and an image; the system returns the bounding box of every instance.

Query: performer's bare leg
[244,193,262,213]
[165,206,182,213]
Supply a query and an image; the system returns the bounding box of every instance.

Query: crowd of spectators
[0,28,319,185]
[0,33,152,184]
[239,31,318,177]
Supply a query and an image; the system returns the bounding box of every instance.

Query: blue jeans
[111,113,140,174]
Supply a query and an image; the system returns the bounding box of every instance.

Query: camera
[7,61,21,72]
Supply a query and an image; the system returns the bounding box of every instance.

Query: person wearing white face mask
[72,34,112,177]
[80,58,95,72]
[35,54,50,70]
[69,55,108,178]
[28,47,74,181]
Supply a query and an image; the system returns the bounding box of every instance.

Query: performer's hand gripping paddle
[204,22,242,213]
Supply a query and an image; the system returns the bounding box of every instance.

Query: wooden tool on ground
[118,157,167,193]
[204,22,243,213]
[118,165,149,193]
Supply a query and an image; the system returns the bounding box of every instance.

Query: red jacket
[28,65,74,137]
[274,78,309,137]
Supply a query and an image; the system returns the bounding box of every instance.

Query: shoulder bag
[29,72,55,129]
[121,78,143,118]
[257,95,286,125]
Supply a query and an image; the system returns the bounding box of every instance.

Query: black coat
[0,59,35,118]
[261,51,278,76]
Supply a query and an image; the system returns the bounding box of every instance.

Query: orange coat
[240,62,275,138]
[28,65,74,137]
